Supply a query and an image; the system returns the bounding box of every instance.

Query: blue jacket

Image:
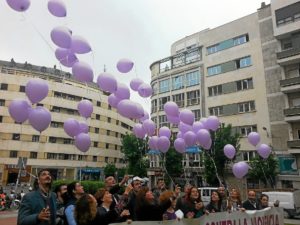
[17,190,57,225]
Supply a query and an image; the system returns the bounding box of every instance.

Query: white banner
[112,207,284,225]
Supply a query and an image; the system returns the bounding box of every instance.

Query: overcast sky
[0,0,270,112]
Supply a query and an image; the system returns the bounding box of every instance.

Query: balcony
[284,107,300,122]
[287,139,300,154]
[277,48,300,66]
[280,76,300,93]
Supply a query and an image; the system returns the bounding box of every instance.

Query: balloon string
[159,153,176,187]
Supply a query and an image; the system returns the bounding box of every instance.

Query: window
[107,130,110,136]
[243,151,256,161]
[116,120,119,125]
[47,153,57,159]
[12,133,20,140]
[106,143,109,149]
[108,105,112,110]
[115,145,118,150]
[94,142,98,147]
[236,78,253,91]
[207,45,219,54]
[187,90,200,105]
[78,155,87,161]
[207,65,221,76]
[107,117,111,123]
[49,137,57,143]
[240,125,257,137]
[115,132,118,138]
[96,114,100,120]
[97,101,101,107]
[239,56,251,68]
[208,85,222,96]
[95,128,99,134]
[51,122,59,128]
[51,106,60,112]
[186,71,200,86]
[233,35,248,46]
[30,152,38,159]
[32,135,40,142]
[192,109,201,121]
[238,101,255,113]
[0,83,8,90]
[0,99,5,106]
[63,139,72,144]
[159,79,170,93]
[93,156,97,162]
[172,93,185,108]
[105,157,108,163]
[151,99,157,113]
[19,86,25,92]
[172,75,184,90]
[159,96,170,111]
[159,115,169,128]
[10,151,18,158]
[0,116,2,123]
[209,106,223,116]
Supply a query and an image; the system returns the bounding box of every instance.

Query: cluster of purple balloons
[8,78,51,133]
[130,78,153,98]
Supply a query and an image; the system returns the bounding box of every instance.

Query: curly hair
[75,194,97,225]
[94,188,107,205]
[159,190,175,205]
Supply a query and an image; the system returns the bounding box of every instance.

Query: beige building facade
[150,1,300,189]
[0,60,135,185]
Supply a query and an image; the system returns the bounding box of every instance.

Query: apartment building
[150,0,300,189]
[0,59,135,185]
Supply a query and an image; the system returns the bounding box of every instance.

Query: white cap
[133,176,144,182]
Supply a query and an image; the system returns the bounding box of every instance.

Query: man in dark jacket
[17,169,56,225]
[242,190,259,210]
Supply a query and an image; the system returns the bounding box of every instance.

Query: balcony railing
[280,76,300,87]
[287,139,300,148]
[277,48,300,60]
[284,107,300,116]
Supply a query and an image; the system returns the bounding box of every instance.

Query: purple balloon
[179,109,195,125]
[202,138,212,150]
[130,78,143,91]
[176,131,183,139]
[167,115,180,124]
[77,100,93,119]
[257,144,271,159]
[75,133,91,152]
[25,78,49,104]
[117,99,143,119]
[206,116,220,131]
[157,136,170,153]
[97,73,117,93]
[196,129,211,146]
[192,121,204,133]
[137,83,153,98]
[164,101,179,117]
[232,162,249,179]
[70,35,91,54]
[223,144,236,159]
[142,119,156,136]
[55,48,78,67]
[8,99,31,123]
[115,83,130,100]
[50,26,72,49]
[28,106,51,132]
[48,0,66,17]
[64,118,80,137]
[139,110,149,123]
[178,122,192,134]
[72,61,94,83]
[108,94,121,108]
[174,138,186,154]
[247,132,260,146]
[133,123,146,139]
[200,118,208,129]
[159,126,171,139]
[148,136,159,150]
[6,0,30,12]
[183,131,197,147]
[116,58,134,73]
[79,121,89,134]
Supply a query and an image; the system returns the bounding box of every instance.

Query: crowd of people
[16,168,279,225]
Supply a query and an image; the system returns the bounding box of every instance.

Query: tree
[248,153,279,188]
[203,123,240,186]
[104,163,117,177]
[121,133,148,177]
[165,146,183,182]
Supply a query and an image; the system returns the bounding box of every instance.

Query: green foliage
[203,123,240,186]
[165,147,183,178]
[248,153,279,187]
[121,133,148,177]
[104,163,117,177]
[52,180,104,195]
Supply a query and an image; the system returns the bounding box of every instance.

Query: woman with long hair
[135,186,171,221]
[159,191,177,220]
[227,188,243,212]
[205,190,224,214]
